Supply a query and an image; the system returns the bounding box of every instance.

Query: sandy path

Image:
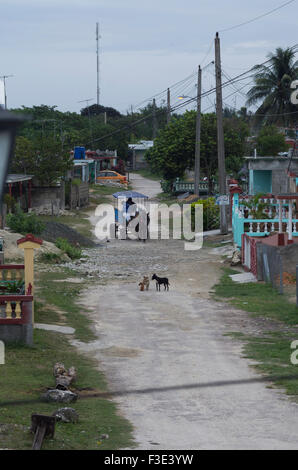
[72,173,298,449]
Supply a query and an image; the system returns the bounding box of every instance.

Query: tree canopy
[256,125,289,156]
[246,47,298,126]
[145,111,249,182]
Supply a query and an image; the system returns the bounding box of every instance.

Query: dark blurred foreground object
[31,414,56,450]
[0,108,24,205]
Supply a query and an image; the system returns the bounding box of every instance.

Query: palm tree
[246,47,298,126]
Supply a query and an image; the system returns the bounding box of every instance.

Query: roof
[6,174,33,184]
[112,191,149,199]
[128,140,154,151]
[17,233,43,246]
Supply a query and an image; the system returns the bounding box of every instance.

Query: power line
[86,42,298,145]
[219,0,296,33]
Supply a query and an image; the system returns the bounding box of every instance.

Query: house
[73,159,95,183]
[71,147,119,179]
[5,174,34,210]
[86,149,118,171]
[128,141,154,170]
[245,155,298,195]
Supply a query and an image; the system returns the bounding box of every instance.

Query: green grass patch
[36,270,96,343]
[133,169,162,181]
[0,330,134,450]
[213,268,298,325]
[55,238,82,260]
[216,268,298,398]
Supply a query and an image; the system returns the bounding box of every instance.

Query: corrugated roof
[6,174,33,183]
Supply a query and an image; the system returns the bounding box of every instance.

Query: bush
[160,180,173,194]
[6,207,45,236]
[55,237,82,260]
[191,197,220,231]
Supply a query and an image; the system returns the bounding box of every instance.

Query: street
[72,173,298,450]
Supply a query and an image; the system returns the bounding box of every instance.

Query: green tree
[146,111,248,186]
[256,125,289,156]
[11,136,34,174]
[246,47,298,126]
[12,136,72,186]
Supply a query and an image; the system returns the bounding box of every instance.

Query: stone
[52,407,79,423]
[231,249,241,266]
[99,433,109,440]
[42,389,78,403]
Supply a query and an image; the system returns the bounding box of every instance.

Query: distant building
[128,141,154,170]
[245,155,298,195]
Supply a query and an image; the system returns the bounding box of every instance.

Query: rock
[53,363,77,389]
[52,407,79,423]
[42,389,78,403]
[99,433,109,440]
[231,249,241,266]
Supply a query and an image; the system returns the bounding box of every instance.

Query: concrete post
[17,234,43,323]
[288,200,293,243]
[279,200,283,233]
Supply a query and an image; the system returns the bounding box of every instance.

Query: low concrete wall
[0,298,33,346]
[31,184,65,214]
[257,242,298,281]
[0,324,33,346]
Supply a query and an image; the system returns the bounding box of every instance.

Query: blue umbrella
[112,190,149,199]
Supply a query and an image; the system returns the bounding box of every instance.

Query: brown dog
[138,282,145,291]
[142,276,150,291]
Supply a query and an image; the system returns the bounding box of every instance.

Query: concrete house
[128,141,154,170]
[245,155,298,195]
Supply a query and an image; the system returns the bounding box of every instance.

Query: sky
[0,0,297,115]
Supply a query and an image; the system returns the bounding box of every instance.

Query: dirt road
[73,173,298,450]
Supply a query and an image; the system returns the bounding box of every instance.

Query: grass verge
[0,330,134,450]
[35,270,96,343]
[0,268,134,450]
[214,267,298,398]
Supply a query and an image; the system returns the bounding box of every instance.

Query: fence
[256,243,283,294]
[232,193,298,248]
[173,179,219,194]
[0,295,34,345]
[0,265,24,282]
[70,182,89,209]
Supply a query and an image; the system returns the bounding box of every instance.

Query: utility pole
[0,75,13,109]
[152,98,157,139]
[167,88,171,124]
[96,23,100,106]
[215,32,228,235]
[194,65,202,196]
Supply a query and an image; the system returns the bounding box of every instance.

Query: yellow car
[96,170,127,184]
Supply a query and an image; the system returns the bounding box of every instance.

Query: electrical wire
[219,0,296,33]
[86,42,298,145]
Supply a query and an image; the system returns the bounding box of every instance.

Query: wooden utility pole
[194,66,202,196]
[153,98,157,139]
[167,88,171,124]
[215,32,228,234]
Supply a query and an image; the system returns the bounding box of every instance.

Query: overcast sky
[0,0,297,114]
